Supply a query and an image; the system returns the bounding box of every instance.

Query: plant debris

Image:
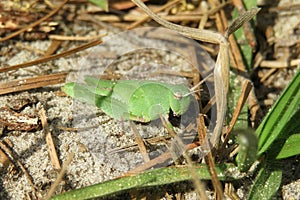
[0,107,39,131]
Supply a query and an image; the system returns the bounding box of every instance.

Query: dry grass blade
[129,121,150,162]
[0,142,14,170]
[49,34,105,41]
[212,4,262,128]
[0,39,102,73]
[43,40,62,57]
[40,108,61,170]
[205,152,224,199]
[125,152,171,174]
[224,7,261,38]
[198,115,224,199]
[197,114,207,144]
[83,13,205,23]
[198,1,209,29]
[0,72,67,95]
[260,59,300,68]
[219,80,252,155]
[127,0,181,29]
[0,141,37,193]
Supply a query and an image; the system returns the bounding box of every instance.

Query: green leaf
[276,133,300,159]
[265,107,300,159]
[51,164,236,200]
[256,69,300,156]
[88,0,108,11]
[247,162,282,200]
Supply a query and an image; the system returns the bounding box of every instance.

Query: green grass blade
[88,0,108,11]
[51,164,235,200]
[256,69,300,156]
[247,162,282,200]
[232,0,257,71]
[267,107,300,159]
[247,163,282,200]
[276,133,300,159]
[227,73,249,130]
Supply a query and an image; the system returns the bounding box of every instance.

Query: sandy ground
[1,0,300,199]
[0,27,218,199]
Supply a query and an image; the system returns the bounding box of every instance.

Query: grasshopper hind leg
[168,109,182,127]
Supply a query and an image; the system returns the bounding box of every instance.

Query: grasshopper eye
[174,92,183,100]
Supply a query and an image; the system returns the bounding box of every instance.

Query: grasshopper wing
[84,76,115,96]
[62,82,104,106]
[95,95,130,120]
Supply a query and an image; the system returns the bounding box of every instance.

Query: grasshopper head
[169,84,191,116]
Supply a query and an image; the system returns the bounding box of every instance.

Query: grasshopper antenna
[183,73,213,97]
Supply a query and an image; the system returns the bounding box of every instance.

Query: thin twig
[198,1,209,29]
[49,34,106,41]
[129,121,150,162]
[205,152,224,199]
[40,108,61,170]
[45,152,75,200]
[260,58,300,68]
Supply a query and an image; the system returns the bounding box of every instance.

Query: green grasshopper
[62,76,192,123]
